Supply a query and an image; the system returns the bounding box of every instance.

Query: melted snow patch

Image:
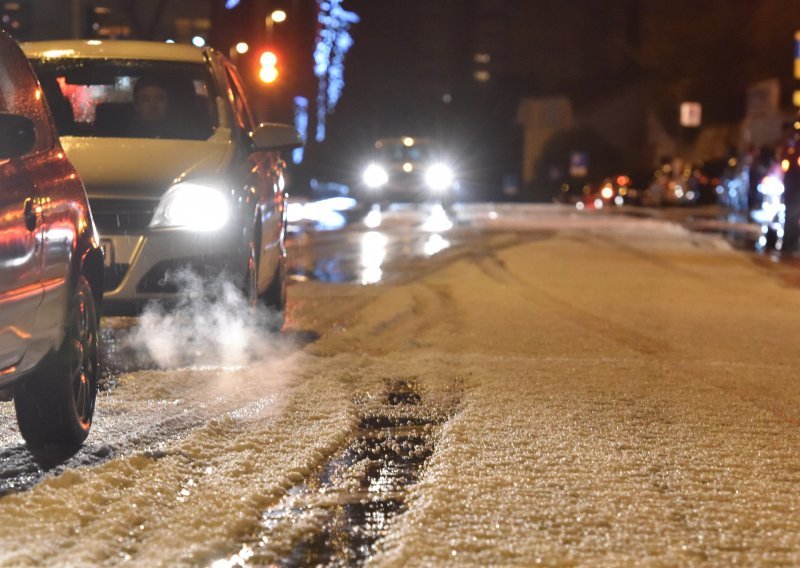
[457,203,732,251]
[217,377,459,566]
[0,353,359,566]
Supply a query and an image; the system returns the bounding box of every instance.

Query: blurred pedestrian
[780,121,800,256]
[748,146,773,212]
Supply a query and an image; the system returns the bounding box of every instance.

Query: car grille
[136,256,231,294]
[390,171,424,184]
[89,198,158,234]
[104,264,129,291]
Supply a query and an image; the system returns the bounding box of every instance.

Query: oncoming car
[23,40,302,320]
[0,31,103,450]
[359,136,459,207]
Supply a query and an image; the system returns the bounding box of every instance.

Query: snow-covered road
[1,204,799,566]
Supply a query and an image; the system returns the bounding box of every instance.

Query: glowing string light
[314,0,359,142]
[293,96,309,164]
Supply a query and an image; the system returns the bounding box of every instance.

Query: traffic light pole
[71,0,82,38]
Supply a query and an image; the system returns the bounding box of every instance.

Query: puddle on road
[288,261,358,285]
[98,319,162,390]
[222,379,458,567]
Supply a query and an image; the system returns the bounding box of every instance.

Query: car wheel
[14,275,99,450]
[244,242,258,307]
[262,254,286,330]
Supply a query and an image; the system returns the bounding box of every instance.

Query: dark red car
[0,31,103,451]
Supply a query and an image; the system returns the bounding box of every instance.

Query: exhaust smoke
[126,268,283,369]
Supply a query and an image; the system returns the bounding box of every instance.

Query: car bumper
[100,225,247,307]
[363,183,456,203]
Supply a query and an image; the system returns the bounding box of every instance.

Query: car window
[224,64,256,133]
[0,40,53,153]
[29,58,219,140]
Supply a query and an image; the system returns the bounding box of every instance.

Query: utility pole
[71,0,82,38]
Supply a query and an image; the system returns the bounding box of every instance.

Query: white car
[359,136,459,207]
[24,40,301,322]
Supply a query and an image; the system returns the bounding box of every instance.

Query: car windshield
[30,58,219,141]
[376,142,436,163]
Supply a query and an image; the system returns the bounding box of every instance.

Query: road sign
[569,152,588,177]
[795,31,800,79]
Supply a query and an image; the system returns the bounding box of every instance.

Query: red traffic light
[259,50,279,84]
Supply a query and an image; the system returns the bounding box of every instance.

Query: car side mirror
[251,122,303,152]
[0,113,36,159]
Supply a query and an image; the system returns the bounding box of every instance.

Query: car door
[0,35,47,371]
[223,62,283,289]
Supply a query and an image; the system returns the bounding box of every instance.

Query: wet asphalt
[0,200,788,565]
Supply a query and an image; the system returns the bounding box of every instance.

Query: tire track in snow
[217,378,461,566]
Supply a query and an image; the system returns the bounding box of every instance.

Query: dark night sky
[293,0,800,194]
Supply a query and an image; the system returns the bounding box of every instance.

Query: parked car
[692,158,732,206]
[358,136,460,207]
[0,31,104,450]
[558,175,641,209]
[643,160,700,206]
[23,40,302,321]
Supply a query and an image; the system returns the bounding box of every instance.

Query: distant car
[24,40,302,321]
[692,158,729,206]
[358,136,460,206]
[559,175,640,210]
[0,31,103,450]
[643,161,700,206]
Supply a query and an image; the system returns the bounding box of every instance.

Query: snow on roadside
[0,353,359,566]
[297,224,800,566]
[455,203,734,251]
[0,211,796,565]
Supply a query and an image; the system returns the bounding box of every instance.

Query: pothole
[218,378,459,567]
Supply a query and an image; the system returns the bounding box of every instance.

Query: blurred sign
[795,31,800,78]
[680,102,702,127]
[569,152,589,178]
[747,79,780,117]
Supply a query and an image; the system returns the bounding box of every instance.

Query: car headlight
[150,182,230,231]
[363,163,388,189]
[425,163,454,191]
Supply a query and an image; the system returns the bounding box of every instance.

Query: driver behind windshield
[129,76,181,139]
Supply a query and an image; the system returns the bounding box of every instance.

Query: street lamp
[265,9,287,41]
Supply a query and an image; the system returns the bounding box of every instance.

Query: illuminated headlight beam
[363,164,388,189]
[425,163,454,192]
[150,182,230,231]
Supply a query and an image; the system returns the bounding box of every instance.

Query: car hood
[60,132,234,199]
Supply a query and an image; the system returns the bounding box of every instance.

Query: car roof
[21,40,208,63]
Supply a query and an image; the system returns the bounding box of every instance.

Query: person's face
[135,85,168,122]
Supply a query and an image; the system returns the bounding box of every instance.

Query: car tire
[244,241,258,307]
[14,275,99,450]
[262,255,286,331]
